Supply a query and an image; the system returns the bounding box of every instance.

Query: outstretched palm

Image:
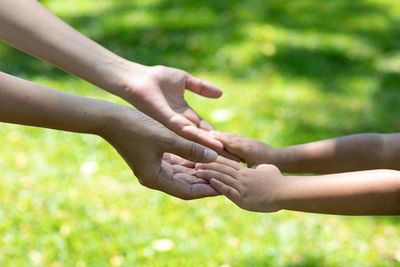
[125,65,224,152]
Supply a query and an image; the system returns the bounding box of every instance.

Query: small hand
[162,153,210,185]
[211,131,277,167]
[195,157,283,212]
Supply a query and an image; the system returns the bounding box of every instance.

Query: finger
[172,164,196,176]
[185,74,223,98]
[212,131,247,156]
[161,157,195,176]
[210,178,240,201]
[195,162,237,177]
[155,164,219,199]
[215,157,243,170]
[196,169,238,188]
[181,124,224,150]
[219,149,242,162]
[170,115,224,150]
[174,172,208,184]
[176,158,196,168]
[165,135,218,163]
[189,183,220,198]
[163,153,196,168]
[181,107,202,126]
[199,119,214,131]
[181,107,214,132]
[162,153,173,163]
[167,179,220,199]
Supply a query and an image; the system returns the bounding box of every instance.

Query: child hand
[210,131,277,168]
[195,157,284,213]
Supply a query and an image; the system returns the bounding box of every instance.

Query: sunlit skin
[0,0,238,159]
[0,72,220,200]
[195,157,400,215]
[198,131,400,215]
[210,131,400,173]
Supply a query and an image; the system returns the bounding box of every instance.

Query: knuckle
[186,142,199,158]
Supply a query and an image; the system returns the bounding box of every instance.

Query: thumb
[166,135,218,163]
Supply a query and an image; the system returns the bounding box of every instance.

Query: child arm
[215,132,400,173]
[196,157,400,215]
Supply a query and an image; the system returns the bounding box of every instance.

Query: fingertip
[209,138,224,150]
[210,178,220,187]
[204,148,218,162]
[195,163,203,169]
[255,164,268,170]
[186,75,223,98]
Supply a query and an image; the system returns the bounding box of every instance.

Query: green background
[1,0,400,266]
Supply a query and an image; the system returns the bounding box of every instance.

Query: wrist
[102,59,150,102]
[274,175,298,211]
[273,147,299,172]
[90,101,134,138]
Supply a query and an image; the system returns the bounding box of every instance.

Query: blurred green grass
[1,0,400,266]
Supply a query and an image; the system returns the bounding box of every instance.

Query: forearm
[278,169,400,215]
[0,0,142,98]
[0,71,121,135]
[272,134,400,173]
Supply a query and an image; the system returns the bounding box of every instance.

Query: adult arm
[0,0,227,153]
[0,71,219,199]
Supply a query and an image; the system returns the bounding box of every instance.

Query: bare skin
[195,157,400,215]
[211,131,400,173]
[0,71,219,200]
[0,0,238,159]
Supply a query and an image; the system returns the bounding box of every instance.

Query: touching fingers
[219,149,242,162]
[211,131,246,155]
[196,169,238,188]
[195,160,238,176]
[215,156,243,170]
[181,124,224,150]
[157,164,219,200]
[162,153,195,168]
[165,133,218,163]
[173,172,208,185]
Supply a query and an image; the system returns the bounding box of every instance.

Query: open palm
[125,65,224,151]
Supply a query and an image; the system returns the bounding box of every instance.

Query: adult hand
[114,64,238,160]
[100,106,219,200]
[0,0,235,158]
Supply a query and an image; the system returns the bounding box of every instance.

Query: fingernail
[204,149,217,161]
[195,163,202,169]
[196,169,204,177]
